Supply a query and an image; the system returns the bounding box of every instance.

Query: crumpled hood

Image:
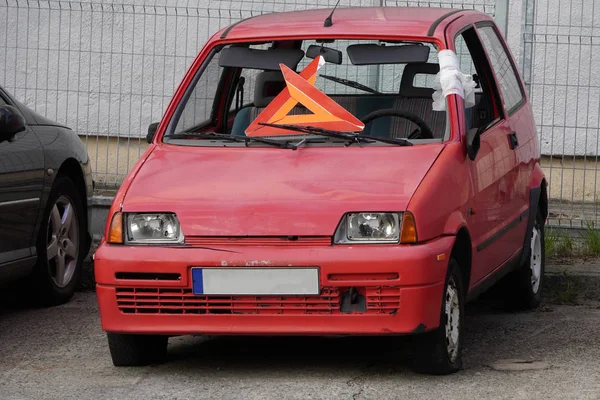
[122,144,445,236]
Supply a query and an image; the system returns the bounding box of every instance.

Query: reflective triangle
[245,56,365,136]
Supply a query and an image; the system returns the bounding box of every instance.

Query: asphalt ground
[1,292,599,400]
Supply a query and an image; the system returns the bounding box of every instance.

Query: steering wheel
[360,109,434,140]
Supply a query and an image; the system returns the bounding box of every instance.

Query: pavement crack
[351,385,365,400]
[346,362,375,400]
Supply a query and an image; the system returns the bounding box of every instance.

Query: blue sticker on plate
[191,268,204,295]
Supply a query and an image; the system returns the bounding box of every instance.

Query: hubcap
[530,226,542,293]
[444,277,460,363]
[46,195,79,288]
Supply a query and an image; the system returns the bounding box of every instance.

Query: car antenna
[324,0,341,27]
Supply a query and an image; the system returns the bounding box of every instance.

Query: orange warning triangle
[245,56,365,136]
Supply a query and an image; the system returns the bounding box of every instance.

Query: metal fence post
[368,0,384,91]
[520,0,535,95]
[495,0,509,37]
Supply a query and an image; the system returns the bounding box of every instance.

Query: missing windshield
[163,38,449,146]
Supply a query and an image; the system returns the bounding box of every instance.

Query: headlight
[334,212,401,243]
[125,213,183,244]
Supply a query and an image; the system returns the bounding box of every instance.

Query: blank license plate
[191,267,320,295]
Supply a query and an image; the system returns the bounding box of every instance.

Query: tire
[411,258,465,375]
[107,333,169,367]
[30,176,87,306]
[503,209,545,310]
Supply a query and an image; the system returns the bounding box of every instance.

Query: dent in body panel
[407,142,472,243]
[103,144,157,239]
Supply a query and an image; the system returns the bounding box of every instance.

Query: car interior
[230,62,452,139]
[170,38,498,143]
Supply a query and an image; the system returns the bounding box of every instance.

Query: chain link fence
[0,0,495,189]
[16,0,598,228]
[522,0,600,227]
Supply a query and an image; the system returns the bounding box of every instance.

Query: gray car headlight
[334,212,401,244]
[125,213,183,244]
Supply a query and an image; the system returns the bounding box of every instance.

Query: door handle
[508,131,519,149]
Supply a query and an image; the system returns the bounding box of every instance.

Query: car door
[475,22,532,249]
[447,20,525,286]
[0,91,45,273]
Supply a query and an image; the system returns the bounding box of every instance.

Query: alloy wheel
[46,195,79,288]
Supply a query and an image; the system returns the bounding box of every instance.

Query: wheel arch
[539,178,548,223]
[450,226,472,294]
[519,175,548,267]
[55,158,91,251]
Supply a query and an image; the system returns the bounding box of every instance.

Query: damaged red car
[95,6,547,375]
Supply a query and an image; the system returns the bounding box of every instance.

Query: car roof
[218,7,485,41]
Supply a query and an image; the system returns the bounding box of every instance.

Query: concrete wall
[84,135,597,205]
[0,0,503,182]
[0,0,494,138]
[526,0,600,156]
[3,0,598,226]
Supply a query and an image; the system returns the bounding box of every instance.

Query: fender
[520,164,547,266]
[442,209,469,237]
[103,144,156,239]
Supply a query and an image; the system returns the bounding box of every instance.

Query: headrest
[400,62,440,98]
[254,71,286,108]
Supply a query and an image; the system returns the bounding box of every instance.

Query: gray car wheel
[32,176,86,306]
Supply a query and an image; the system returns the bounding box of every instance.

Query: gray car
[0,86,92,305]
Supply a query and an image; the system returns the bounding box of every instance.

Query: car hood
[122,143,445,236]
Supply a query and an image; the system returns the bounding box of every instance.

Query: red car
[95,6,547,375]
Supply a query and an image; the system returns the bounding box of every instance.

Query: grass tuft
[580,221,600,255]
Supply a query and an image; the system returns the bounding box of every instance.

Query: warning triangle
[245,56,365,136]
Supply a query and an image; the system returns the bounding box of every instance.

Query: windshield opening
[165,38,452,147]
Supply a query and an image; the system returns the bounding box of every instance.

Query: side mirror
[0,105,26,143]
[146,122,159,144]
[466,127,481,161]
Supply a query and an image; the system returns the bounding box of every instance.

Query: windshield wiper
[319,74,382,95]
[258,122,412,147]
[164,132,292,149]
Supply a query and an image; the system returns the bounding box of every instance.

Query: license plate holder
[191,267,320,296]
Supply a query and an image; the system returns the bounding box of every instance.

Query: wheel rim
[444,277,460,363]
[530,226,542,293]
[46,195,79,288]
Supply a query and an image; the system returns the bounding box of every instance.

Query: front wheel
[31,176,87,306]
[411,258,465,375]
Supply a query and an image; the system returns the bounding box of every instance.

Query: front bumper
[95,236,455,336]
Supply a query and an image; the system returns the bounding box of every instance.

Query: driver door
[447,19,522,287]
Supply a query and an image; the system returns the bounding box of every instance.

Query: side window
[0,95,8,106]
[477,25,525,113]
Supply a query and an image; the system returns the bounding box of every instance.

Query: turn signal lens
[400,211,417,244]
[108,212,123,244]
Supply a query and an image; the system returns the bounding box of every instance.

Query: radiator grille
[116,286,400,315]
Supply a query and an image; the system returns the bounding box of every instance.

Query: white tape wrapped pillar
[432,50,477,111]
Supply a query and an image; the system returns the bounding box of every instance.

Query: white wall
[11,0,584,160]
[0,0,498,141]
[526,0,600,156]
